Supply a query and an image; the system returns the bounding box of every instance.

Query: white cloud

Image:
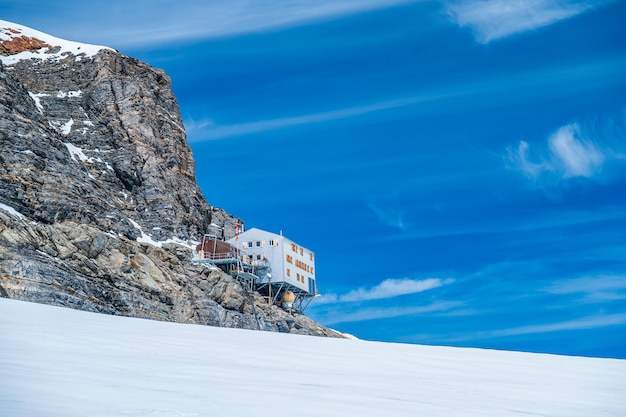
[318,278,454,305]
[444,0,602,44]
[548,124,605,177]
[507,140,552,179]
[507,122,613,181]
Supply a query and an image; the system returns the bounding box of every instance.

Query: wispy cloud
[506,119,625,182]
[187,57,626,142]
[367,197,407,231]
[21,0,417,48]
[489,313,626,337]
[318,277,453,305]
[544,275,626,302]
[317,301,462,325]
[444,0,605,44]
[548,124,605,177]
[185,93,456,141]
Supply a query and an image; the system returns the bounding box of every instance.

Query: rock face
[0,21,337,337]
[1,46,232,241]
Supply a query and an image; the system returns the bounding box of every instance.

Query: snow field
[0,298,624,417]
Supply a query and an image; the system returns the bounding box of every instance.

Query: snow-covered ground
[0,298,624,417]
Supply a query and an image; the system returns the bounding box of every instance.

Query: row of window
[295,259,313,274]
[243,239,279,248]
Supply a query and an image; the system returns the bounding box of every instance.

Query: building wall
[228,228,316,294]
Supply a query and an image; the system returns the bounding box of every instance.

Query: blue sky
[3,0,625,358]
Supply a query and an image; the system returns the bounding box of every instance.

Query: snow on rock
[0,19,112,65]
[56,90,82,98]
[128,217,160,246]
[58,118,74,135]
[27,91,47,113]
[63,142,90,162]
[0,202,25,219]
[128,217,198,249]
[0,298,624,417]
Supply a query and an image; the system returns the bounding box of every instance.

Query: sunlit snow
[0,298,624,417]
[0,20,112,65]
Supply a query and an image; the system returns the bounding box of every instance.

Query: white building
[226,228,317,299]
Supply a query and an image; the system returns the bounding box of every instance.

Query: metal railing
[201,251,238,260]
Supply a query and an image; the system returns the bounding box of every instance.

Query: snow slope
[0,20,112,65]
[0,298,624,417]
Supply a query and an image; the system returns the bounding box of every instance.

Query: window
[245,242,253,248]
[310,253,314,261]
[286,268,290,277]
[286,255,293,263]
[299,248,303,256]
[256,241,262,247]
[269,239,278,246]
[291,243,297,252]
[256,254,262,261]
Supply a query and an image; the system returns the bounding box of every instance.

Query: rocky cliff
[0,21,336,337]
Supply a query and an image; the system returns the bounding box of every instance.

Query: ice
[0,298,624,417]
